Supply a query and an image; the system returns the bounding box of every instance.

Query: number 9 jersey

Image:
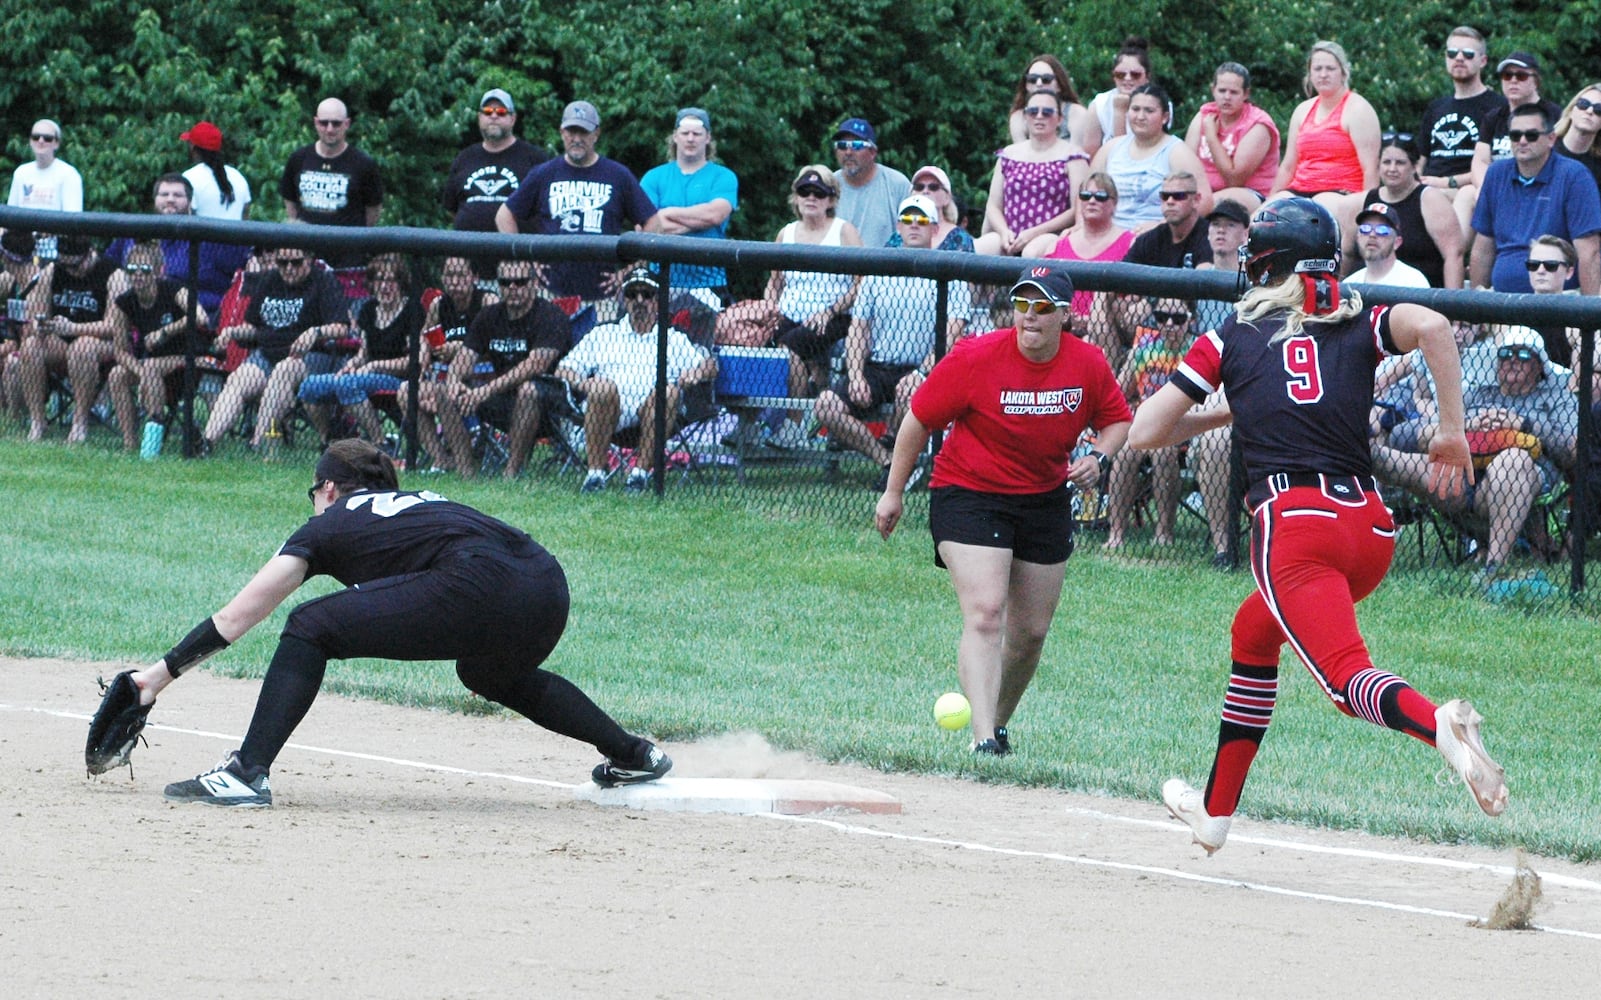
[1168,305,1400,491]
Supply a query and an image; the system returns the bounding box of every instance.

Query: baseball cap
[1356,202,1400,229]
[1497,52,1542,75]
[911,165,952,192]
[675,107,711,131]
[0,228,34,262]
[621,264,659,292]
[793,168,837,195]
[897,194,939,221]
[835,117,877,145]
[1205,199,1250,227]
[561,100,601,131]
[481,88,516,113]
[179,121,223,152]
[56,233,93,257]
[1010,265,1074,306]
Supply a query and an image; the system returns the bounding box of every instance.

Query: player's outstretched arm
[1129,383,1231,451]
[130,554,310,703]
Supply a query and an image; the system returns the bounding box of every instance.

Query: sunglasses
[1500,70,1534,82]
[315,118,348,127]
[1012,297,1059,316]
[307,480,326,502]
[367,272,400,284]
[1023,106,1059,118]
[123,264,155,274]
[1025,72,1056,85]
[1113,70,1145,81]
[911,181,943,192]
[1357,223,1394,236]
[1078,189,1113,202]
[834,139,872,151]
[1497,346,1537,361]
[1576,98,1601,113]
[898,212,934,225]
[794,184,834,198]
[1153,310,1190,325]
[1381,131,1414,144]
[277,257,309,268]
[497,275,531,286]
[1445,47,1478,60]
[480,106,512,117]
[1506,128,1548,144]
[30,133,57,142]
[1525,259,1569,272]
[1159,190,1195,201]
[624,288,656,301]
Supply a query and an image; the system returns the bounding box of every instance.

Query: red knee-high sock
[1203,662,1278,817]
[1343,668,1438,744]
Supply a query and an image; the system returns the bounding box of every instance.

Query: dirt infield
[7,656,1598,999]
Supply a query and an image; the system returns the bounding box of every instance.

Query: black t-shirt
[356,294,424,362]
[279,143,384,266]
[438,287,487,344]
[114,278,188,359]
[441,140,550,232]
[244,269,350,364]
[279,489,541,586]
[462,300,571,376]
[1418,90,1502,178]
[50,254,120,325]
[1556,141,1601,198]
[1125,221,1211,270]
[1481,100,1564,162]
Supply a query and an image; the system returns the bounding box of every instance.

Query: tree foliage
[3,0,1597,244]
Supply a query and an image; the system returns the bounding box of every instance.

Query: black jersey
[114,279,187,359]
[1171,304,1399,487]
[50,254,119,325]
[355,294,424,362]
[278,489,541,586]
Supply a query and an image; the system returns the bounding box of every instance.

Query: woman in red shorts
[1127,197,1507,854]
[875,266,1131,755]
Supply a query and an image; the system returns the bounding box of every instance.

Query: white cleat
[1162,779,1231,856]
[1434,699,1508,817]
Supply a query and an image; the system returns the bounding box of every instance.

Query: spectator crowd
[2,30,1598,592]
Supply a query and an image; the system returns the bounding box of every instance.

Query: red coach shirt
[912,328,1131,494]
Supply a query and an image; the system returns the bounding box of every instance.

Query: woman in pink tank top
[1185,61,1280,210]
[1272,40,1380,211]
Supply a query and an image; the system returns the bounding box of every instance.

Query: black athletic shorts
[828,361,914,419]
[928,484,1074,568]
[775,312,851,363]
[283,546,569,676]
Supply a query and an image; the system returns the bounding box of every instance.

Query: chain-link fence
[1,207,1596,610]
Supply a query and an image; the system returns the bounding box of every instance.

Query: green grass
[4,438,1600,860]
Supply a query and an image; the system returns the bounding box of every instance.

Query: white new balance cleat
[1434,699,1508,817]
[1162,779,1231,856]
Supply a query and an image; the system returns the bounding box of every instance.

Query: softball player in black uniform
[122,438,670,807]
[1129,197,1506,854]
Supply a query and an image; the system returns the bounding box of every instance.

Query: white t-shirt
[854,273,971,367]
[8,159,83,211]
[1347,259,1430,289]
[557,320,710,427]
[183,163,253,220]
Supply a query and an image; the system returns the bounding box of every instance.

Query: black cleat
[591,742,673,787]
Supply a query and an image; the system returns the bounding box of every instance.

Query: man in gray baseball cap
[497,99,658,315]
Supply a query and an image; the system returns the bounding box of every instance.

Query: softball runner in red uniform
[118,438,670,807]
[1128,198,1506,853]
[876,266,1132,754]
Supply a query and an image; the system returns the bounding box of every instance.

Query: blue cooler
[715,347,789,397]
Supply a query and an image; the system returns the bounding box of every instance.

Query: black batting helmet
[1237,197,1341,290]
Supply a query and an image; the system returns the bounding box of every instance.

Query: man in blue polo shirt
[1469,102,1601,294]
[641,107,738,300]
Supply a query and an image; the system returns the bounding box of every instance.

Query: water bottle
[139,420,165,460]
